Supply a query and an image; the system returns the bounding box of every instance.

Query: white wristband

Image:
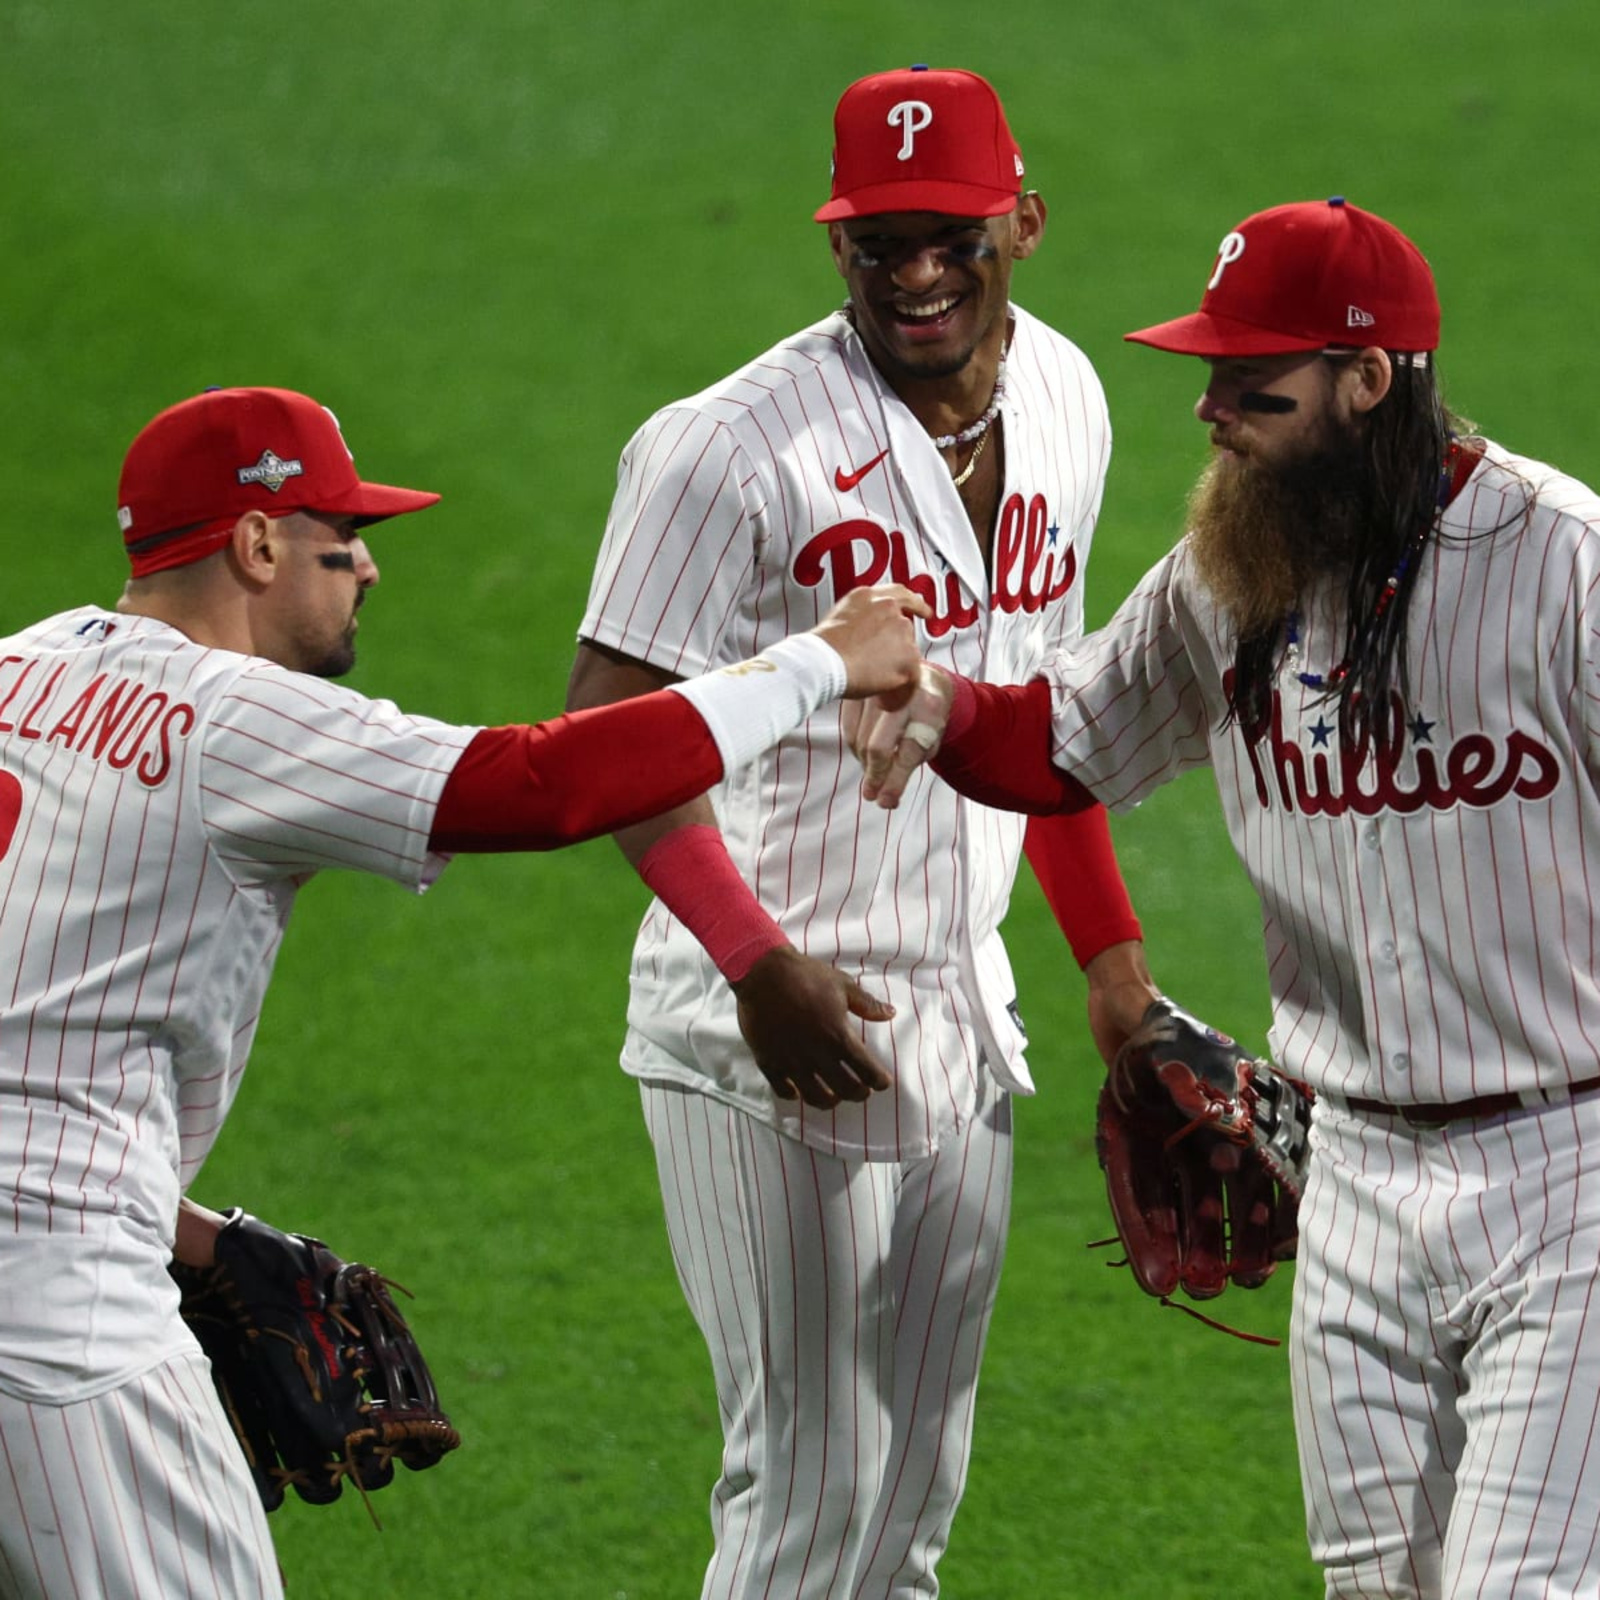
[667,634,847,774]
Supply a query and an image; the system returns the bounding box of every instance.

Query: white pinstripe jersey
[0,607,474,1401]
[580,305,1110,1160]
[1041,441,1600,1105]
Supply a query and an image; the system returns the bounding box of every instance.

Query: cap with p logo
[1207,231,1248,291]
[815,65,1024,222]
[1125,197,1441,358]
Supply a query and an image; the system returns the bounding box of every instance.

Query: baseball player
[851,197,1600,1598]
[566,67,1207,1598]
[0,385,923,1600]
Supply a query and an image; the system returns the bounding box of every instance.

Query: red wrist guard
[637,824,789,984]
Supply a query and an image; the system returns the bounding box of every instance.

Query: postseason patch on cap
[236,449,305,494]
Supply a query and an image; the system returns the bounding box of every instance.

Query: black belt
[1339,1074,1600,1129]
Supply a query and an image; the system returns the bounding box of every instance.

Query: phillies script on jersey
[1235,681,1561,817]
[0,649,194,788]
[795,494,1077,634]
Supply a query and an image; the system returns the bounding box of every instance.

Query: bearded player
[0,384,924,1600]
[851,197,1600,1599]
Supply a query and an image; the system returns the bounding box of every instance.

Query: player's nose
[890,246,945,291]
[1195,384,1237,425]
[352,539,379,588]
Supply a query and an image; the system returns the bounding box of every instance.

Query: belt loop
[1525,1074,1600,1110]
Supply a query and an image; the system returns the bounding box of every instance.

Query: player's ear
[1343,348,1393,415]
[1011,191,1046,261]
[227,511,282,588]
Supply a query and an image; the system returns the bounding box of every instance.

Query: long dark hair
[1227,355,1471,742]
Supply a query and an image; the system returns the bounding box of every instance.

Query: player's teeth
[901,298,957,320]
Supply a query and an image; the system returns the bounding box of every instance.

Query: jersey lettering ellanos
[0,608,472,1402]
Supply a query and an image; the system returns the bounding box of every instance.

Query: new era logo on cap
[815,66,1025,222]
[1125,197,1441,358]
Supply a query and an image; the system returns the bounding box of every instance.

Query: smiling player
[563,64,1234,1599]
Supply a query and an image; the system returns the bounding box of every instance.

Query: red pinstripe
[1049,447,1600,1106]
[591,304,1110,1595]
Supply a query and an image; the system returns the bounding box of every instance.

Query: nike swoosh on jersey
[834,448,891,492]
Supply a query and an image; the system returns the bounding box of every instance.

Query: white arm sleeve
[666,633,847,774]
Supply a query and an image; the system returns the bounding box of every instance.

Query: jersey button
[1379,940,1396,960]
[1391,1052,1412,1071]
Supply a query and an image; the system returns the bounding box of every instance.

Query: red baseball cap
[814,66,1025,222]
[117,386,440,577]
[1125,197,1440,357]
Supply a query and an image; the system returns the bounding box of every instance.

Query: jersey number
[0,772,20,860]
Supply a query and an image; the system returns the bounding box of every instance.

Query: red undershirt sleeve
[932,673,1141,967]
[1022,810,1143,968]
[929,674,1095,815]
[428,694,724,852]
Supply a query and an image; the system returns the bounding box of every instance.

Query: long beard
[1186,424,1374,640]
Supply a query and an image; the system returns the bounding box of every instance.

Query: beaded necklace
[838,301,1009,457]
[1282,439,1469,691]
[1282,534,1425,690]
[932,350,1007,451]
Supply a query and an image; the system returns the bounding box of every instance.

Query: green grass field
[5,2,1599,1594]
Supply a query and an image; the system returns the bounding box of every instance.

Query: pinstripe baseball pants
[1293,1095,1600,1598]
[643,1075,1013,1600]
[0,1350,280,1600]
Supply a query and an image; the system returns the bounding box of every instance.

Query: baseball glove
[170,1208,460,1511]
[1095,999,1312,1303]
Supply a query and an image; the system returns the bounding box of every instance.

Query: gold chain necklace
[949,426,990,489]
